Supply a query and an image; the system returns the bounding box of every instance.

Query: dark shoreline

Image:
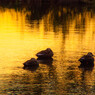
[0,0,94,8]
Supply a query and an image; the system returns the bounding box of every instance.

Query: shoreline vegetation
[0,0,94,23]
[0,0,94,11]
[0,0,95,7]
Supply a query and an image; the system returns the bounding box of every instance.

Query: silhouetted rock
[23,58,39,67]
[36,48,54,59]
[78,52,94,68]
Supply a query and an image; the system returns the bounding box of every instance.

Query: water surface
[0,3,95,95]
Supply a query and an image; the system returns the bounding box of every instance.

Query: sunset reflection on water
[0,6,95,94]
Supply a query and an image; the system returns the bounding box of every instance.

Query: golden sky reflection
[0,8,63,74]
[0,7,95,94]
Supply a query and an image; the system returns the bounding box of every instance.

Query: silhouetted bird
[23,58,39,67]
[36,48,54,59]
[78,52,94,68]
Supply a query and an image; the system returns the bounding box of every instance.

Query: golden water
[0,6,95,95]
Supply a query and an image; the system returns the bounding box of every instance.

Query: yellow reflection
[0,7,95,93]
[41,8,95,89]
[0,8,64,75]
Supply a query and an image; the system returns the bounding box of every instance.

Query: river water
[0,2,95,95]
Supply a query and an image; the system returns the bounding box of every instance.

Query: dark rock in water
[36,48,54,59]
[23,58,39,67]
[78,52,94,68]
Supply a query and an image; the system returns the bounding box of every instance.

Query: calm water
[0,3,95,95]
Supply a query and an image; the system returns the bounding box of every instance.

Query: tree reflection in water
[0,0,95,95]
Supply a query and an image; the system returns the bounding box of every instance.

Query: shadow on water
[37,58,53,66]
[23,66,39,72]
[78,67,94,94]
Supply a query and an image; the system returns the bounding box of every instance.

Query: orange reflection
[0,7,95,94]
